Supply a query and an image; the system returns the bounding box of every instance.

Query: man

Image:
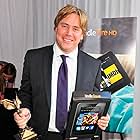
[14,4,109,140]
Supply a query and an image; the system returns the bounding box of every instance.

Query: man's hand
[14,108,31,129]
[97,114,110,130]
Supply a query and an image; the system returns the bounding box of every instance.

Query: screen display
[72,102,106,135]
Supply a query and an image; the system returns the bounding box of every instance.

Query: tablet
[98,51,131,93]
[65,91,111,139]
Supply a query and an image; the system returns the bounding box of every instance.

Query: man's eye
[61,24,67,28]
[73,28,80,32]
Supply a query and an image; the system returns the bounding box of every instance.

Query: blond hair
[54,4,88,37]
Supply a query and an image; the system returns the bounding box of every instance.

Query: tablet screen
[72,102,106,136]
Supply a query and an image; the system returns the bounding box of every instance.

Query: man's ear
[54,27,57,32]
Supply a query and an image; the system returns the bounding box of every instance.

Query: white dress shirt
[48,43,78,132]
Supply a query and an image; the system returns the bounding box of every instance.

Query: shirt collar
[53,42,78,60]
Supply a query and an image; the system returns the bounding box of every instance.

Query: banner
[81,17,137,135]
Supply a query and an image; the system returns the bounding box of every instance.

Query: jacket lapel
[75,50,95,91]
[75,50,86,90]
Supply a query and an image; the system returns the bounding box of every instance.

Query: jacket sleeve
[18,50,33,111]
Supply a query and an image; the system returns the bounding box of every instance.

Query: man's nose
[66,27,73,35]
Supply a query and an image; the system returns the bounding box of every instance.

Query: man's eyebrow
[60,22,68,25]
[60,22,81,29]
[73,26,81,29]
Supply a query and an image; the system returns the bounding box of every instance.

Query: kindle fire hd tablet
[65,91,111,139]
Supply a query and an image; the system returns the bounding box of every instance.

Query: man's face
[55,13,83,53]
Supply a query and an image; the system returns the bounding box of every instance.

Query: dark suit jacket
[18,45,101,136]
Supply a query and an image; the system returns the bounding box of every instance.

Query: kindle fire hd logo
[86,29,117,37]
